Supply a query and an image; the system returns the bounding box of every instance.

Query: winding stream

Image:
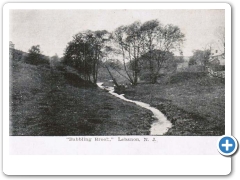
[97,82,172,135]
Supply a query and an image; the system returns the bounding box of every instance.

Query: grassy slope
[124,72,225,135]
[10,61,154,136]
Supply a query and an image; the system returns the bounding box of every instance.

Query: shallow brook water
[97,83,172,135]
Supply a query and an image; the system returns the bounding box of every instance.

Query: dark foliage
[63,30,110,83]
[188,49,211,68]
[10,48,28,62]
[138,50,176,82]
[168,72,207,84]
[25,45,49,65]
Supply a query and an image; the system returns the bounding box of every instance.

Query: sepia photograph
[9,9,225,136]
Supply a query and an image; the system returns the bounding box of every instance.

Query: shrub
[24,45,49,65]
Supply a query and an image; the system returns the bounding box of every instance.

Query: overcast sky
[10,9,225,57]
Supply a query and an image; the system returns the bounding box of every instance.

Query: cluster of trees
[63,19,185,85]
[188,49,211,69]
[25,45,49,65]
[137,50,176,82]
[188,26,225,70]
[113,20,185,84]
[63,30,110,83]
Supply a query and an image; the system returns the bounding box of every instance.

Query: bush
[25,54,49,65]
[10,49,27,62]
[168,72,206,84]
[209,64,225,71]
[24,45,49,65]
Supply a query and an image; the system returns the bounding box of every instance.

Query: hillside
[124,72,225,135]
[10,59,154,135]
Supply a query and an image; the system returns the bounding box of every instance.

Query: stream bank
[123,82,225,136]
[10,61,156,136]
[97,83,172,135]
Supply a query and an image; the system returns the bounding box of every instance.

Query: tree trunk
[105,65,119,87]
[151,75,158,84]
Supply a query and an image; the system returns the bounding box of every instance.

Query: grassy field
[10,61,154,136]
[10,58,225,136]
[124,72,225,135]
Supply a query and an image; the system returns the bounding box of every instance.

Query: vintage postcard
[3,2,232,175]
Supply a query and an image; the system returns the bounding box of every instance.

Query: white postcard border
[3,2,231,175]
